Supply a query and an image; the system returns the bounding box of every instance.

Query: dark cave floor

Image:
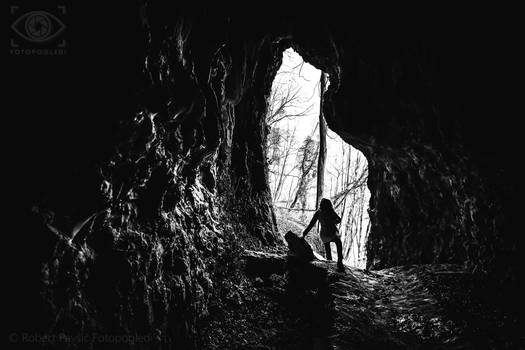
[201,252,523,350]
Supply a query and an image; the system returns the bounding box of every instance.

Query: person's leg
[335,238,344,267]
[324,242,332,260]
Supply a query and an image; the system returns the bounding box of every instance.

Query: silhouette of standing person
[302,198,344,270]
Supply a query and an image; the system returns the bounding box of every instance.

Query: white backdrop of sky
[269,48,369,207]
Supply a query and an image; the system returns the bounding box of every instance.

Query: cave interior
[8,4,523,349]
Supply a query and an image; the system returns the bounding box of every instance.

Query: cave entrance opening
[266,48,370,268]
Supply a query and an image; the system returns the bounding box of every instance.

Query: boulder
[285,230,315,263]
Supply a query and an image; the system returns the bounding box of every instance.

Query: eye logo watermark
[12,11,66,43]
[10,5,67,56]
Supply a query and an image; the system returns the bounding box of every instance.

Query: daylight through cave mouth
[266,48,370,268]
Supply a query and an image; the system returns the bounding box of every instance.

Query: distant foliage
[290,136,319,210]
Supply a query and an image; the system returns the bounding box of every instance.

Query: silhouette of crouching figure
[285,230,314,262]
[302,198,344,270]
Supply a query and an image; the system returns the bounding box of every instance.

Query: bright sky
[273,49,322,141]
[270,48,367,204]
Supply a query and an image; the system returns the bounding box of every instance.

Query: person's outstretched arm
[302,211,318,238]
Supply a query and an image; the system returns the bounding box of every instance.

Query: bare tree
[266,49,371,267]
[266,51,317,203]
[315,72,328,210]
[266,57,316,126]
[267,126,297,201]
[331,150,369,267]
[290,136,318,209]
[331,166,368,209]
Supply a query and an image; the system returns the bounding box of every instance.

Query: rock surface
[203,251,522,349]
[8,4,522,349]
[284,231,315,263]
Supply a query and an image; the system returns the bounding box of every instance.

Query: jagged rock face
[11,6,285,348]
[311,32,520,279]
[10,4,521,348]
[287,27,519,278]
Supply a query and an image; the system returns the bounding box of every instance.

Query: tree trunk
[274,128,295,200]
[316,72,327,210]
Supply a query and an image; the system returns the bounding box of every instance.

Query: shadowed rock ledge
[224,249,522,349]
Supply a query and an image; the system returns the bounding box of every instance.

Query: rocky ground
[199,251,523,350]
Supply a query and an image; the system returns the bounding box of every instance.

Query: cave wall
[283,20,520,280]
[316,28,520,280]
[10,5,285,348]
[9,3,522,348]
